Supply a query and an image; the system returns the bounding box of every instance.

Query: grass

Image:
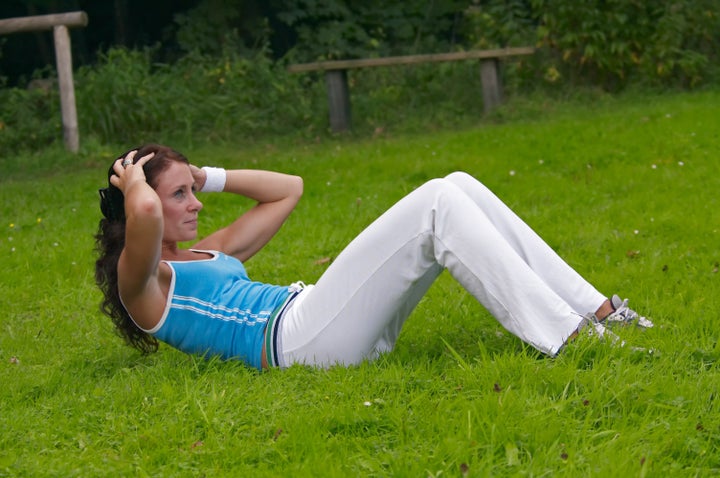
[1,89,719,476]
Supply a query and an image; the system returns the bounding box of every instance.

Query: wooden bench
[288,47,534,133]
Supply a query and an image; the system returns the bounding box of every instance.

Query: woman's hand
[189,164,207,192]
[110,150,155,194]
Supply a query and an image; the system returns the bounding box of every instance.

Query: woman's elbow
[130,194,163,219]
[290,175,304,200]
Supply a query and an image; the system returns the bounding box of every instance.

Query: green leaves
[534,0,720,89]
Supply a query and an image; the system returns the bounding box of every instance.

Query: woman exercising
[95,144,651,370]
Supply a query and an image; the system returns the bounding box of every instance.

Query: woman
[96,144,652,370]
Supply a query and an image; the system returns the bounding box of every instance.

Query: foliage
[532,0,720,89]
[1,1,719,154]
[272,0,720,89]
[1,91,720,476]
[0,45,497,154]
[2,0,719,90]
[348,61,489,133]
[0,82,60,152]
[461,0,536,49]
[274,0,470,61]
[173,0,271,57]
[74,46,322,146]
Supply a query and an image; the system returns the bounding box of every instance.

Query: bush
[75,47,323,146]
[0,83,61,152]
[0,44,500,154]
[532,0,720,90]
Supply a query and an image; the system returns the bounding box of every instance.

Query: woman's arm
[111,152,166,324]
[193,167,303,261]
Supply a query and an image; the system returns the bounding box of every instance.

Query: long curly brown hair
[94,144,189,353]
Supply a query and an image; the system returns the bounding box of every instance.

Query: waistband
[264,282,305,368]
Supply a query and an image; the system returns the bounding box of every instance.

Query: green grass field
[1,90,719,476]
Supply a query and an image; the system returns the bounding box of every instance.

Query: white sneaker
[605,295,654,328]
[577,313,625,347]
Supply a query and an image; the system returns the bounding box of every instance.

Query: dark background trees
[1,0,717,89]
[1,0,205,85]
[1,0,475,86]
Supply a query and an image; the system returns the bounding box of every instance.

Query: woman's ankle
[594,299,614,322]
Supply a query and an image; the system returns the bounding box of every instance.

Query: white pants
[277,172,606,368]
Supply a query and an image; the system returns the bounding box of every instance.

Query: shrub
[532,0,720,90]
[0,83,61,152]
[75,47,322,145]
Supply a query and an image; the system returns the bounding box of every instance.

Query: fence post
[53,24,79,152]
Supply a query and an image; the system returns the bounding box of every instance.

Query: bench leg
[480,58,503,113]
[326,70,351,132]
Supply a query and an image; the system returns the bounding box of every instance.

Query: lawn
[1,90,719,477]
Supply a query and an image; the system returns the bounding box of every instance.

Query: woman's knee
[443,171,494,199]
[414,174,489,208]
[444,171,484,187]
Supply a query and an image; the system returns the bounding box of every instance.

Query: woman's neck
[161,242,213,262]
[161,242,186,261]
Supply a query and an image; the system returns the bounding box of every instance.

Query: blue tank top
[144,250,291,369]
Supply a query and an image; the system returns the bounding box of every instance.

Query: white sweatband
[200,167,227,192]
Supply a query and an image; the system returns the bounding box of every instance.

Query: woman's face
[153,161,203,243]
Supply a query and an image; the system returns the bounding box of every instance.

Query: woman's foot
[560,295,652,353]
[560,311,623,352]
[602,295,654,328]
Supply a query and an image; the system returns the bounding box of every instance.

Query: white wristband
[200,167,227,192]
